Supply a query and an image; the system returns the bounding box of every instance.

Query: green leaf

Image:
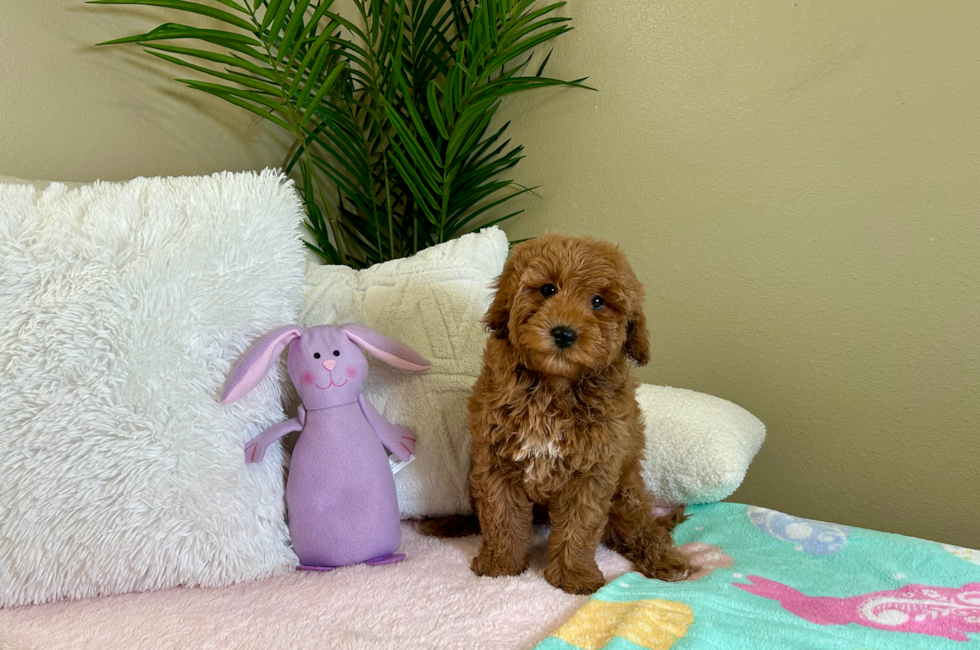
[296,0,338,43]
[535,48,553,76]
[472,75,593,104]
[266,0,294,40]
[298,60,346,128]
[189,84,291,130]
[500,2,567,44]
[323,10,368,43]
[302,128,371,191]
[212,0,249,12]
[93,0,589,268]
[275,0,311,66]
[285,26,334,97]
[143,43,276,79]
[386,144,439,222]
[452,184,538,232]
[99,23,261,47]
[179,78,282,111]
[475,208,524,230]
[88,0,255,32]
[294,39,332,107]
[144,50,280,94]
[260,0,287,31]
[426,80,449,140]
[446,98,495,164]
[394,73,443,165]
[384,106,443,189]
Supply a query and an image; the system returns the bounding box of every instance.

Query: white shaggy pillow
[302,228,509,518]
[638,384,766,504]
[0,171,303,607]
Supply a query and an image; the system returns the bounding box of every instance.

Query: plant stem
[438,168,455,243]
[383,152,395,259]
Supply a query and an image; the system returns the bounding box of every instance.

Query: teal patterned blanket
[536,502,980,650]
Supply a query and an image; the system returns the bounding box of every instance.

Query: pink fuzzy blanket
[0,523,633,650]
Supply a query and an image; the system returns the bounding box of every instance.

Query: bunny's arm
[357,393,415,462]
[244,416,303,464]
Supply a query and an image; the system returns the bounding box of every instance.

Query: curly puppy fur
[423,234,692,595]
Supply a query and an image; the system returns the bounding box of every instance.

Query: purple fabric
[358,394,414,462]
[223,324,429,569]
[287,404,402,567]
[365,553,406,566]
[342,323,431,371]
[243,418,303,464]
[221,325,302,403]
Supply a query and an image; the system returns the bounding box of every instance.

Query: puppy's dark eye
[540,284,557,298]
[591,295,605,310]
[313,352,321,359]
[332,350,340,357]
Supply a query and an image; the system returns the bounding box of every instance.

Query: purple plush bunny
[221,324,430,570]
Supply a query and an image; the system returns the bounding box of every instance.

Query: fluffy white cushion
[301,229,765,517]
[638,384,766,504]
[0,171,303,607]
[301,228,509,518]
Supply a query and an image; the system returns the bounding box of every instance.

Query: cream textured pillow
[301,227,509,518]
[0,171,302,607]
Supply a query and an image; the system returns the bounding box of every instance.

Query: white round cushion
[637,384,766,505]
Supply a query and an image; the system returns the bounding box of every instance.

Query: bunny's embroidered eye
[313,352,321,359]
[333,350,340,356]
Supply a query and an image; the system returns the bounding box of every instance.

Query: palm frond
[94,0,589,267]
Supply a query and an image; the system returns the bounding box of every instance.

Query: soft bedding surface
[0,521,633,650]
[540,503,980,650]
[2,503,976,650]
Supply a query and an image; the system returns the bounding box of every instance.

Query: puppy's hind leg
[604,460,693,582]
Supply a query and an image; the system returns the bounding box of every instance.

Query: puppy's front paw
[641,548,693,582]
[544,563,605,595]
[471,546,528,578]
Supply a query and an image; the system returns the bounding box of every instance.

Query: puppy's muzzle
[550,326,578,349]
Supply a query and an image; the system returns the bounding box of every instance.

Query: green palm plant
[92,0,588,267]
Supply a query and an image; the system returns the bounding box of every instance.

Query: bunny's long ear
[221,325,303,403]
[342,323,431,371]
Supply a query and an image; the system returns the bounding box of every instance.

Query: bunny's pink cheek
[301,372,314,385]
[345,366,358,379]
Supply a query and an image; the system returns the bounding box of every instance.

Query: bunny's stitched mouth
[314,375,348,390]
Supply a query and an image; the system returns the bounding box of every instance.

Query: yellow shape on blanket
[551,598,693,650]
[943,544,980,565]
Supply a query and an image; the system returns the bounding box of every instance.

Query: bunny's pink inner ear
[342,323,431,371]
[221,326,303,403]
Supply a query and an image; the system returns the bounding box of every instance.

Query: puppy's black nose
[550,326,578,349]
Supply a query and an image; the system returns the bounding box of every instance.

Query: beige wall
[498,1,979,547]
[2,2,977,547]
[0,1,290,181]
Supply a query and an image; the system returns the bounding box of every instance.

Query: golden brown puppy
[425,233,692,595]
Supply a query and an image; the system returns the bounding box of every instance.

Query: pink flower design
[677,542,733,581]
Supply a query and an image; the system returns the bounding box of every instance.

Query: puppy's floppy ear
[622,268,651,366]
[624,308,650,366]
[483,267,515,339]
[484,244,530,339]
